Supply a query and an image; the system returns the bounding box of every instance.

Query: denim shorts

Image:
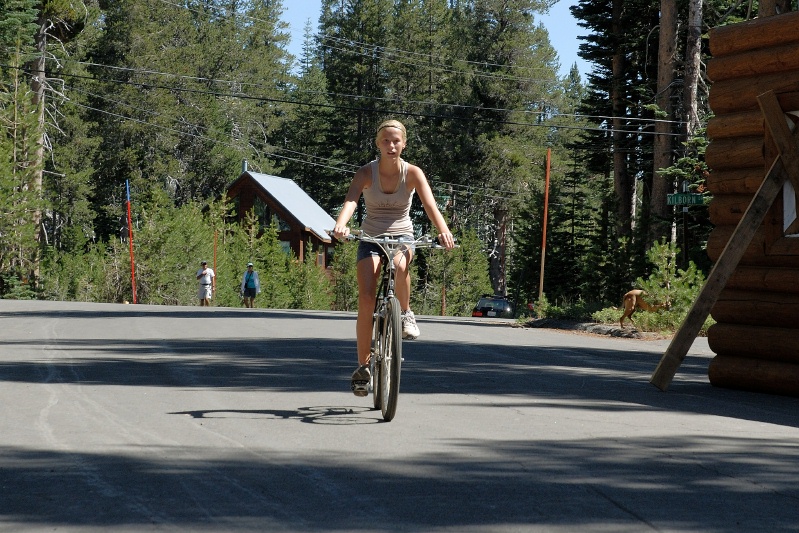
[242,287,257,298]
[356,234,414,263]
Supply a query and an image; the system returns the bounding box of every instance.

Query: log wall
[705,11,799,397]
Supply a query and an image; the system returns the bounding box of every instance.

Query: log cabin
[705,10,799,396]
[226,170,337,268]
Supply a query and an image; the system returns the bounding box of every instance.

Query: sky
[280,1,590,78]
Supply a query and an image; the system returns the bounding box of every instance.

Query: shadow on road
[3,301,799,531]
[1,433,797,531]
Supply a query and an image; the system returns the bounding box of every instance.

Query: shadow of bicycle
[169,405,384,425]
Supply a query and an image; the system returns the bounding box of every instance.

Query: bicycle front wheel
[371,315,382,410]
[380,297,402,421]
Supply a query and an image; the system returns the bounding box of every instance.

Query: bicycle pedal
[351,380,369,397]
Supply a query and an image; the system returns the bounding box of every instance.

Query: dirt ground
[524,318,670,340]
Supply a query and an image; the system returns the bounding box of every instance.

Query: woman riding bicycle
[333,119,455,396]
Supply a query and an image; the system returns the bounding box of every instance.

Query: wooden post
[213,230,218,300]
[538,148,551,303]
[650,90,799,390]
[126,180,137,304]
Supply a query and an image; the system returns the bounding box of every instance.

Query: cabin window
[276,215,291,233]
[783,111,799,238]
[784,181,799,237]
[254,197,270,228]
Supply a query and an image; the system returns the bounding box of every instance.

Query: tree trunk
[650,0,677,242]
[27,16,48,287]
[683,0,703,140]
[489,206,508,295]
[611,0,632,236]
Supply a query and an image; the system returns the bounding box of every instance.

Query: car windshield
[477,298,506,310]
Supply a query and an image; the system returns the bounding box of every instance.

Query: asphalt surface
[1,299,798,533]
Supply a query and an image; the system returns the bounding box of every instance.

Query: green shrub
[534,295,606,321]
[591,240,715,334]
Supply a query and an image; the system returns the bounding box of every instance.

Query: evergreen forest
[0,0,757,316]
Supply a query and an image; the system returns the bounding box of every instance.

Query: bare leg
[356,256,381,366]
[393,249,413,312]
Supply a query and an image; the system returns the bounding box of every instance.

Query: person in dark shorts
[332,119,455,396]
[240,262,260,308]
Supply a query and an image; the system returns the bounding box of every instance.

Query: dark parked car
[471,295,514,318]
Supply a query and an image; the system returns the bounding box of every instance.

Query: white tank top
[361,159,415,236]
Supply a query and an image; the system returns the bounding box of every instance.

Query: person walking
[240,262,261,308]
[196,260,215,306]
[332,119,454,396]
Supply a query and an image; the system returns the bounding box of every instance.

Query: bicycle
[343,231,450,422]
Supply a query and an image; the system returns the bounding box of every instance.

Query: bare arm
[333,165,370,239]
[407,165,455,250]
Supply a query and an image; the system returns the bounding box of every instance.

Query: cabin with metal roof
[226,170,337,268]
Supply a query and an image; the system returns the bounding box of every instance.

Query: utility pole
[538,148,552,306]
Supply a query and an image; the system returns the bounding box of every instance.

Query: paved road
[1,300,798,532]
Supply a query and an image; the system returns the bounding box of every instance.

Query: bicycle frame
[346,232,445,421]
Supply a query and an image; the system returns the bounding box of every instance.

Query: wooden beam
[760,90,799,192]
[650,156,787,389]
[650,90,799,390]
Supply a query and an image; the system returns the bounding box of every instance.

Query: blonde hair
[375,119,407,145]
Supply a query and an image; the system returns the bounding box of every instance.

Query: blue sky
[280,1,590,78]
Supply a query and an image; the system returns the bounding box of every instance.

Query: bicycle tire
[380,297,402,421]
[371,316,382,410]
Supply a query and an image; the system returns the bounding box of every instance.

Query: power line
[155,0,558,83]
[55,84,524,200]
[57,69,684,137]
[320,38,557,85]
[149,0,685,130]
[321,35,557,73]
[2,46,685,129]
[49,79,645,204]
[58,94,356,176]
[64,83,361,174]
[73,59,683,129]
[58,90,519,202]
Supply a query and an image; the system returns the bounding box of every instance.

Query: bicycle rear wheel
[380,297,402,421]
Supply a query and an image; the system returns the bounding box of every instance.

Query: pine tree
[280,21,344,213]
[0,40,41,295]
[329,238,359,312]
[412,228,492,316]
[439,0,561,294]
[85,0,295,240]
[285,241,333,310]
[319,0,394,175]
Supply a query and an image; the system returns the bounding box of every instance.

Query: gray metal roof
[246,172,335,242]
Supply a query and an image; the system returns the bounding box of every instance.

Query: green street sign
[667,193,705,206]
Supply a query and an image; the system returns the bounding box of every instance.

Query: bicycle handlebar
[327,230,456,249]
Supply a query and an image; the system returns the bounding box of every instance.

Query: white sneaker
[402,309,420,339]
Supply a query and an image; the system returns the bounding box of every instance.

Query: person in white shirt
[196,260,215,306]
